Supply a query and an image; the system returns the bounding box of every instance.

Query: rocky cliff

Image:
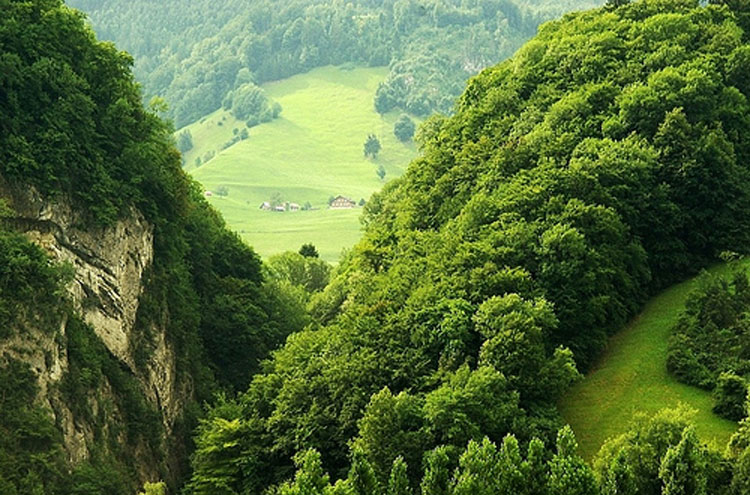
[0,175,189,483]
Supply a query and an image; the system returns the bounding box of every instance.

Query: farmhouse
[329,196,356,209]
[259,201,271,210]
[274,205,286,212]
[289,202,300,211]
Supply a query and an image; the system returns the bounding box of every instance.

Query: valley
[184,66,419,261]
[6,1,750,493]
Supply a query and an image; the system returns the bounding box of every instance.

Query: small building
[289,202,300,211]
[259,201,271,211]
[274,205,286,212]
[329,196,356,209]
[204,191,213,197]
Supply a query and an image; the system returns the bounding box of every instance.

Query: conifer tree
[523,438,548,495]
[547,426,599,495]
[659,428,707,495]
[420,447,452,495]
[348,449,379,495]
[279,449,331,495]
[601,451,637,495]
[387,457,411,495]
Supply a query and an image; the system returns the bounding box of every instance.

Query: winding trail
[558,262,746,460]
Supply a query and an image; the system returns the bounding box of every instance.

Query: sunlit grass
[559,261,749,460]
[181,65,419,262]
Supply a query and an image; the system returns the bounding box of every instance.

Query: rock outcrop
[0,175,186,479]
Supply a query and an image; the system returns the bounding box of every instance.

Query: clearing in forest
[559,262,747,460]
[185,65,418,262]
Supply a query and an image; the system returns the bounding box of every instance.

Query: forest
[68,0,601,127]
[4,0,750,494]
[183,0,750,493]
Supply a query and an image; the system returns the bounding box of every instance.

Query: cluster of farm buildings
[259,201,301,212]
[258,195,357,212]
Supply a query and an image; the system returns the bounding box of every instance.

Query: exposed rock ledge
[0,177,153,368]
[0,176,185,476]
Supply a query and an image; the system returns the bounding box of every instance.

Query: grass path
[558,262,748,460]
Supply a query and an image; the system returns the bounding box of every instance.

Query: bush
[713,372,748,421]
[393,114,416,142]
[230,83,281,124]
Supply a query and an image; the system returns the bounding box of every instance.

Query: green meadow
[559,262,749,460]
[184,65,419,262]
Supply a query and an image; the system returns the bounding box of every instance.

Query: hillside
[186,66,418,261]
[559,262,747,460]
[8,1,750,494]
[69,0,604,127]
[185,1,750,493]
[0,1,302,492]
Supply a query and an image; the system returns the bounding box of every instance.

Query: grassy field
[559,262,749,460]
[182,65,419,262]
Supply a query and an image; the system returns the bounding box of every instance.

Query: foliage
[138,482,167,495]
[364,134,381,158]
[177,130,194,153]
[658,427,707,495]
[187,1,750,491]
[182,398,249,495]
[713,372,748,422]
[0,1,306,492]
[225,82,281,126]
[0,358,67,495]
[594,406,703,495]
[70,0,601,127]
[560,262,746,460]
[393,115,416,142]
[667,267,750,419]
[0,225,70,338]
[299,243,320,258]
[387,457,411,495]
[265,251,332,294]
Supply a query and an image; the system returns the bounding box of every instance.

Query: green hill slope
[186,1,750,492]
[559,262,748,460]
[188,65,419,261]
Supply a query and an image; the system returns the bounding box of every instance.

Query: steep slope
[186,0,750,492]
[0,1,302,493]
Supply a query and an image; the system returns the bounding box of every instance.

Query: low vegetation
[559,261,745,460]
[667,263,750,421]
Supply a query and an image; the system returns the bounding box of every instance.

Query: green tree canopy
[393,115,416,142]
[364,134,381,158]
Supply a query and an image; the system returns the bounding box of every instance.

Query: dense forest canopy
[184,0,750,493]
[0,0,305,492]
[68,0,602,127]
[668,264,750,421]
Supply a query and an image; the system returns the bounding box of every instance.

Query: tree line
[69,0,601,127]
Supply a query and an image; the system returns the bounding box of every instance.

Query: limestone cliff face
[0,176,188,479]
